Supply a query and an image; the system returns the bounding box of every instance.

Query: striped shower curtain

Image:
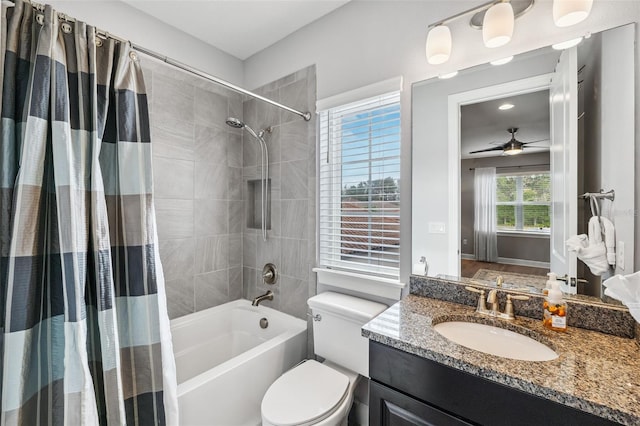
[0,0,178,424]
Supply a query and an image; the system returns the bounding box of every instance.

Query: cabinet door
[369,381,472,426]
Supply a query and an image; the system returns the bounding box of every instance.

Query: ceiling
[460,90,551,159]
[122,0,350,60]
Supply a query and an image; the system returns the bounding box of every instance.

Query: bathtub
[171,299,307,425]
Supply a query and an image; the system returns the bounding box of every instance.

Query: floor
[461,259,549,278]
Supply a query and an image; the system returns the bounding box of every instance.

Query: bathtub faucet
[252,290,274,306]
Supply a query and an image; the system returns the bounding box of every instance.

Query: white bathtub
[171,299,308,426]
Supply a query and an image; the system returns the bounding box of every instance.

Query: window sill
[313,267,406,300]
[497,231,550,239]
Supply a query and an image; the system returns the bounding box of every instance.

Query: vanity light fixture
[490,55,514,65]
[426,25,452,65]
[438,71,459,79]
[483,2,515,48]
[498,103,514,110]
[425,0,533,66]
[553,0,593,27]
[552,36,583,50]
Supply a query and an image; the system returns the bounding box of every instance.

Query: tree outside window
[496,173,550,233]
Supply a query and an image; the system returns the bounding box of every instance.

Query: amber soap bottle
[543,281,567,332]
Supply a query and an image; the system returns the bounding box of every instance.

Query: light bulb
[490,56,514,66]
[553,0,593,27]
[552,37,583,50]
[426,25,452,65]
[483,2,514,48]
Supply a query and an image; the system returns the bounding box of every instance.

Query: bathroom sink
[433,321,558,361]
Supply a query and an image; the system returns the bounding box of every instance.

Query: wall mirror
[412,23,635,305]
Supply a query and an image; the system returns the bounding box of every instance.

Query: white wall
[244,0,640,275]
[47,0,243,85]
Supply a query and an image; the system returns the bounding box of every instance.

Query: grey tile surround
[142,59,245,319]
[143,60,317,326]
[242,66,317,328]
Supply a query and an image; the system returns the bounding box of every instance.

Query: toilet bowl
[260,292,387,426]
[261,360,359,426]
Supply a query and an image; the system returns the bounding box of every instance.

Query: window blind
[319,91,401,279]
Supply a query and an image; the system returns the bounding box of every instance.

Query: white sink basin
[433,321,558,361]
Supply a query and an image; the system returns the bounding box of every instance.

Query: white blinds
[319,91,401,279]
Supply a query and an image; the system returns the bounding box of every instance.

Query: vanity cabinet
[369,341,614,426]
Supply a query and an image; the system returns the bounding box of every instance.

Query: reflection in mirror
[460,90,552,292]
[411,23,635,305]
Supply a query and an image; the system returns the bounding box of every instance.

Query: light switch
[428,222,446,233]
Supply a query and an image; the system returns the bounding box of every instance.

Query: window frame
[495,171,551,235]
[318,91,402,280]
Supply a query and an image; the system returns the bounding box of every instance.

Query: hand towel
[565,217,610,275]
[599,217,616,265]
[603,271,640,322]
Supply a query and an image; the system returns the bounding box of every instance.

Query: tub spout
[252,290,274,306]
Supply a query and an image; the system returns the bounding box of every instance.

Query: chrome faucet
[252,290,274,306]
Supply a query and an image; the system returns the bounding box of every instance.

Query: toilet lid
[261,360,350,426]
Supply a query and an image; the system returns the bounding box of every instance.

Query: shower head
[225,117,244,129]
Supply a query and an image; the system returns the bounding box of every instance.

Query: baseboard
[461,253,475,260]
[497,257,550,269]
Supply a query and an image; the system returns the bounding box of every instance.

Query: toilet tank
[307,292,387,377]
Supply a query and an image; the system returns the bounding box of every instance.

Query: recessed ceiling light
[552,37,583,50]
[490,56,514,66]
[499,103,514,110]
[438,71,458,79]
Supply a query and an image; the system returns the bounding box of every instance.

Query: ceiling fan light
[503,146,523,155]
[553,0,593,27]
[483,2,514,48]
[426,25,452,65]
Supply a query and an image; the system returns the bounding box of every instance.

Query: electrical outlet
[618,241,625,270]
[462,238,468,245]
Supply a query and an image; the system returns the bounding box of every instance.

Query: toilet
[261,292,387,426]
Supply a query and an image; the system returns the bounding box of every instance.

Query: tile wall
[242,66,318,322]
[142,59,244,319]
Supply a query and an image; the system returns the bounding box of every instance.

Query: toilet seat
[261,360,350,426]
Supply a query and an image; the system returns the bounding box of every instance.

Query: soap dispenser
[544,272,557,296]
[543,281,567,332]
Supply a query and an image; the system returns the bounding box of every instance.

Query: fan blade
[469,146,504,154]
[521,138,549,145]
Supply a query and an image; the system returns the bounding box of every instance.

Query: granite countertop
[362,294,640,425]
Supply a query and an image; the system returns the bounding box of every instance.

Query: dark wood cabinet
[370,380,472,426]
[369,341,615,426]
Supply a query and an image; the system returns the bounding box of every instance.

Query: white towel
[599,217,616,265]
[603,272,640,322]
[565,216,611,276]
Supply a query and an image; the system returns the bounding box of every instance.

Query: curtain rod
[12,0,312,122]
[469,163,550,171]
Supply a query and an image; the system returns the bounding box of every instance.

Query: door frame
[446,74,553,276]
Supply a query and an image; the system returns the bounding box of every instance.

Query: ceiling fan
[469,127,547,156]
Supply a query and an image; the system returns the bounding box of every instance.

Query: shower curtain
[474,167,498,262]
[0,1,178,424]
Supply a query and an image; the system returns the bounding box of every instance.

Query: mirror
[412,24,635,304]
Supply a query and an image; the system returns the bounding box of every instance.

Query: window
[496,172,550,233]
[319,91,401,279]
